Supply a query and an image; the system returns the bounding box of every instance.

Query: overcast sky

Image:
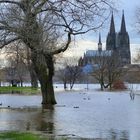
[120,0,140,43]
[64,0,140,62]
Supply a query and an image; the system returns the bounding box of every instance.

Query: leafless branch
[0,37,20,49]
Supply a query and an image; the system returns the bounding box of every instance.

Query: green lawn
[0,132,44,140]
[0,86,40,94]
[0,132,67,140]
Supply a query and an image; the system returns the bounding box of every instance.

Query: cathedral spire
[120,10,126,33]
[109,12,115,34]
[106,12,116,50]
[98,32,102,44]
[98,32,102,52]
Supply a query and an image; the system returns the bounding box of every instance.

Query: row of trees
[56,51,125,91]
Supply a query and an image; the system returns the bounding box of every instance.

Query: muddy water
[0,92,140,139]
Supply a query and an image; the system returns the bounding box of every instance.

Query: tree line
[0,0,116,106]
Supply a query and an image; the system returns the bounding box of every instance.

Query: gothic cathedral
[106,11,131,66]
[79,11,131,67]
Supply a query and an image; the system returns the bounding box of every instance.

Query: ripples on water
[0,92,140,139]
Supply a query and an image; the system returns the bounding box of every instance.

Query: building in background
[79,11,131,68]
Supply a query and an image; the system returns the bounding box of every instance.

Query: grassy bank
[0,132,45,140]
[0,132,67,140]
[0,86,40,94]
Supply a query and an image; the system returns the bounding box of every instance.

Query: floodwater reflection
[0,108,55,135]
[0,93,140,139]
[34,109,55,133]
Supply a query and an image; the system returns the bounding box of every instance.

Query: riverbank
[0,86,40,94]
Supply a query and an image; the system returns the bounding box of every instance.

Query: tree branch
[33,0,48,14]
[0,0,23,9]
[0,37,20,49]
[51,32,71,55]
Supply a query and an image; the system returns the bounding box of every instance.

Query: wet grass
[0,132,68,140]
[0,132,44,140]
[0,86,40,94]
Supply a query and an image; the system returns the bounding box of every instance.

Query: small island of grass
[0,86,40,94]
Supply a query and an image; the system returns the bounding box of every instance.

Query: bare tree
[0,68,5,87]
[66,65,82,90]
[105,52,123,90]
[92,51,109,90]
[56,57,82,90]
[56,68,68,90]
[0,0,115,106]
[4,42,37,87]
[5,53,29,87]
[5,57,19,87]
[26,47,38,88]
[92,51,123,90]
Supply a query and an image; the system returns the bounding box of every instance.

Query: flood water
[0,91,140,139]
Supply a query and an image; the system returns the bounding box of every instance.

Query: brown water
[0,92,140,139]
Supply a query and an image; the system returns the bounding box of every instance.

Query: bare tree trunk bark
[27,47,38,88]
[100,75,104,91]
[70,81,75,90]
[64,81,67,90]
[45,54,57,105]
[30,68,38,88]
[20,80,23,87]
[101,83,104,91]
[31,51,57,106]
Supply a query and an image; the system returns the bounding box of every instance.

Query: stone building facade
[79,11,131,67]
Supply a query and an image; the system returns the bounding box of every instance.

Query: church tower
[116,11,131,66]
[98,33,102,53]
[106,13,116,50]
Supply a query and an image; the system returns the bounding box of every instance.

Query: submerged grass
[0,86,40,94]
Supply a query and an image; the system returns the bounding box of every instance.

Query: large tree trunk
[45,54,57,105]
[100,75,104,91]
[31,51,57,105]
[20,80,23,87]
[63,81,67,90]
[27,47,38,88]
[30,68,38,88]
